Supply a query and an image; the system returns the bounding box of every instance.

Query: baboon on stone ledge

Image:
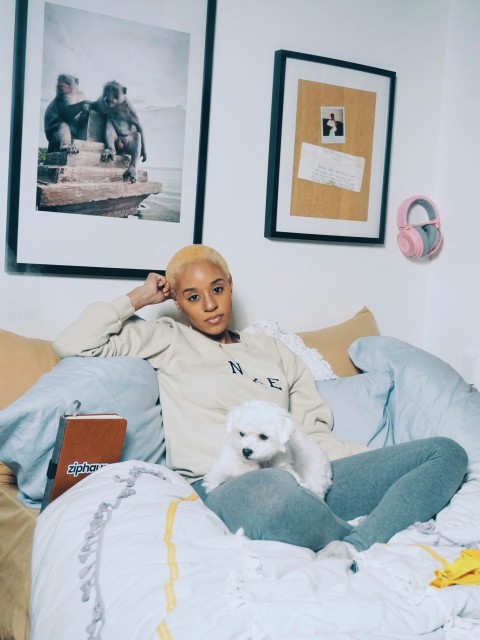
[44,74,91,154]
[92,80,147,183]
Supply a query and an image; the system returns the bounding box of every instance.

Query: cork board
[265,50,396,243]
[290,80,376,221]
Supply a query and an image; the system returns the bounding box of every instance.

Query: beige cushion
[0,329,59,485]
[0,329,56,638]
[0,329,59,411]
[0,462,15,486]
[298,307,379,377]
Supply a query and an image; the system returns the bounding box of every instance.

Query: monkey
[92,81,147,183]
[44,74,92,154]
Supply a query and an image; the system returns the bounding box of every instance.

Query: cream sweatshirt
[54,295,366,482]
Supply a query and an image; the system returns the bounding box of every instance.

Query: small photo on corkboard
[265,50,396,244]
[320,106,345,144]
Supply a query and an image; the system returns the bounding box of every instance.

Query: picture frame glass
[265,51,395,244]
[7,0,215,277]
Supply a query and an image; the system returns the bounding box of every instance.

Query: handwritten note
[298,143,365,193]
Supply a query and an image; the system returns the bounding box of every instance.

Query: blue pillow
[316,372,393,448]
[0,356,165,507]
[348,336,480,466]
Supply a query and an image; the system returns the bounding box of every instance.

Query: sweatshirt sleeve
[53,295,170,360]
[276,340,368,461]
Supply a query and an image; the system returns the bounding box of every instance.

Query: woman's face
[174,259,233,341]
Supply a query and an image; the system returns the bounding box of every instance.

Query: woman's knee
[203,468,305,538]
[428,436,468,486]
[430,436,468,466]
[218,468,302,516]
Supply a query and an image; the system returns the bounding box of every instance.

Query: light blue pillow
[0,356,165,508]
[348,336,480,466]
[316,372,393,448]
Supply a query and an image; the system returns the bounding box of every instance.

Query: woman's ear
[171,290,182,310]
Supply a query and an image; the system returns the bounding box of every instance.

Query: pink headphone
[397,195,443,258]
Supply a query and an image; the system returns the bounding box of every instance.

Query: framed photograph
[6,0,216,278]
[265,50,396,244]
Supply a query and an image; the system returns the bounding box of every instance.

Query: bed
[1,308,480,639]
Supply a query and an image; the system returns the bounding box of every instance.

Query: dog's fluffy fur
[203,399,332,498]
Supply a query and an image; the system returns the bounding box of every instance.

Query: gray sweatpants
[192,437,468,552]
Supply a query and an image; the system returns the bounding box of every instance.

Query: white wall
[1,0,469,371]
[204,0,449,338]
[424,0,480,377]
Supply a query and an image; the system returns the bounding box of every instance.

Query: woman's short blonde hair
[166,245,230,294]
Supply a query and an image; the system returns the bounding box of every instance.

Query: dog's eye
[239,431,245,437]
[259,434,268,441]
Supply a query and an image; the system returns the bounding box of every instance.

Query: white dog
[203,399,332,498]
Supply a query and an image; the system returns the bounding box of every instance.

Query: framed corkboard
[265,50,396,244]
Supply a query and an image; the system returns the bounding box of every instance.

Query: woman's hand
[127,273,171,311]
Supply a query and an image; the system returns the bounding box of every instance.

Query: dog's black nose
[242,448,253,459]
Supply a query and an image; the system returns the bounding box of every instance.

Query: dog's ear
[277,416,295,445]
[226,406,241,433]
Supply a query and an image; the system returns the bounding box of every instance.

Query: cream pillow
[0,329,59,485]
[0,330,59,411]
[297,307,379,377]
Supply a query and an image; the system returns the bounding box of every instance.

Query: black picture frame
[265,50,396,244]
[6,0,216,279]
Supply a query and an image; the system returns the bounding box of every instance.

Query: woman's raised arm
[53,273,171,359]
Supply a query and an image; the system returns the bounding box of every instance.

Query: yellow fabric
[418,544,480,588]
[297,307,380,377]
[430,549,480,589]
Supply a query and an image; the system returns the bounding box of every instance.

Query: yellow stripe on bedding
[417,544,449,567]
[157,620,173,640]
[156,493,199,638]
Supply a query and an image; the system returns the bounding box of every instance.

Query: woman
[54,245,468,560]
[327,113,337,136]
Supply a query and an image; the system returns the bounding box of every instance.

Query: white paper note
[298,143,365,192]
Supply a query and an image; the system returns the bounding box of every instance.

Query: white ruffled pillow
[242,320,337,381]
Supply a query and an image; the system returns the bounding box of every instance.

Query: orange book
[41,401,127,511]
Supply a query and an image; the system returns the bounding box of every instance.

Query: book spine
[40,413,68,512]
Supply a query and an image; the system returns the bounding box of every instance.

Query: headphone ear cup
[415,226,431,256]
[397,227,425,258]
[423,224,437,254]
[433,227,443,252]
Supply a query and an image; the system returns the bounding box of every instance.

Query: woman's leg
[327,437,468,551]
[193,437,467,552]
[193,468,353,551]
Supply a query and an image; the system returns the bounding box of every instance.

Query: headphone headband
[404,218,440,230]
[397,195,440,229]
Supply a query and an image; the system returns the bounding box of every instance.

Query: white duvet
[31,461,480,640]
